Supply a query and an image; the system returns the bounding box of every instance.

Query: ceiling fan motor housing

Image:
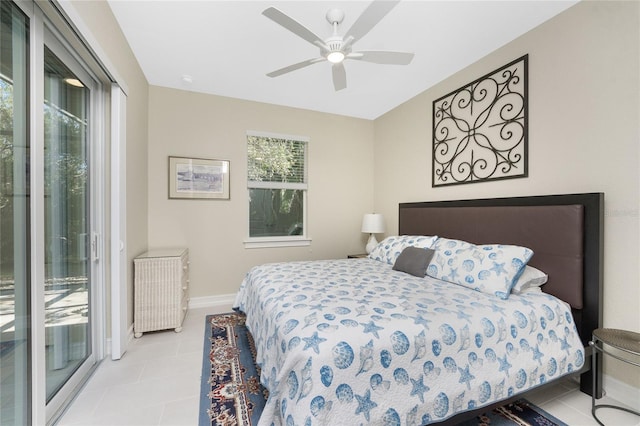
[325,36,344,53]
[324,36,347,63]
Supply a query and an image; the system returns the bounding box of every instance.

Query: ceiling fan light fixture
[327,51,345,64]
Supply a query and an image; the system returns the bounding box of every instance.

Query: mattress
[233,258,585,425]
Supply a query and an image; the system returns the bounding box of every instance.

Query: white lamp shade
[361,213,385,234]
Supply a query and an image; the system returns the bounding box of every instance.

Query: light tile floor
[57,306,639,425]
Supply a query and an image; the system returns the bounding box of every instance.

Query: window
[246,131,309,247]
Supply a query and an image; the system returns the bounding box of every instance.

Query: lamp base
[365,233,378,254]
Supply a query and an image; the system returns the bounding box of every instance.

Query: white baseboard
[604,373,640,409]
[106,298,233,359]
[127,324,134,343]
[188,293,236,309]
[105,324,135,359]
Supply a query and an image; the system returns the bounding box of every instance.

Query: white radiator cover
[133,248,189,337]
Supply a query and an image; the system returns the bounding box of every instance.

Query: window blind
[247,135,307,186]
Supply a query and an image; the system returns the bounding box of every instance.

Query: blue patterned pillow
[368,235,438,265]
[427,237,533,299]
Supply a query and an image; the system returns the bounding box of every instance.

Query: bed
[233,193,604,425]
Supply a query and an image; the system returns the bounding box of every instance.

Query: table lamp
[361,213,385,254]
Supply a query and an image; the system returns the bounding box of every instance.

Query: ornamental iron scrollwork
[432,55,528,187]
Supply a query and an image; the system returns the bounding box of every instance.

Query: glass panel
[249,188,303,237]
[247,136,306,184]
[43,47,90,402]
[0,2,30,425]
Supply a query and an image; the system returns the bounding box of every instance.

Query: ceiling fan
[263,0,414,91]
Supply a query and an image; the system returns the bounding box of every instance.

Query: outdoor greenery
[0,70,88,281]
[247,135,305,183]
[0,79,17,210]
[247,135,306,237]
[0,78,22,281]
[42,69,88,281]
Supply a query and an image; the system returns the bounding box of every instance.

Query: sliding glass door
[40,18,103,422]
[0,2,30,425]
[0,1,107,423]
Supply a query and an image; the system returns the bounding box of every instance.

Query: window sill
[243,237,312,249]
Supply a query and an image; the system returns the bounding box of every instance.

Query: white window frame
[244,130,310,249]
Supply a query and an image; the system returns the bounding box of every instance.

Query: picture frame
[168,156,230,200]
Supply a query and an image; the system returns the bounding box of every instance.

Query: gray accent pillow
[392,246,435,277]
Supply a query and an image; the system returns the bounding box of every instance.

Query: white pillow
[427,237,534,299]
[511,265,548,294]
[515,286,543,295]
[368,235,438,265]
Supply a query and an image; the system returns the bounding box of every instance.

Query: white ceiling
[107,0,577,120]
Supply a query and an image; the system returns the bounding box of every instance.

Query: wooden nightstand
[347,254,368,259]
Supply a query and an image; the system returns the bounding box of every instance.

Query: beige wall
[70,1,149,325]
[373,1,639,389]
[147,87,374,297]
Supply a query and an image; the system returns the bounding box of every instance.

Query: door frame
[110,84,127,360]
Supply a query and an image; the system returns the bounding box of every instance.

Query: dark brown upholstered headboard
[400,204,584,308]
[398,193,603,348]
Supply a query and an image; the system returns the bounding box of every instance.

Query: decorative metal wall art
[432,55,528,187]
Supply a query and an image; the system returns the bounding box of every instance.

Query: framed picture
[168,156,230,199]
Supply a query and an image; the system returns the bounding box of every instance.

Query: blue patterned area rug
[198,312,568,426]
[199,312,268,425]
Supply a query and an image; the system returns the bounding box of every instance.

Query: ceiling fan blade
[349,50,414,65]
[263,7,325,48]
[344,0,400,44]
[332,63,347,91]
[266,58,324,78]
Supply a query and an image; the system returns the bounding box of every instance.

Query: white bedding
[233,258,585,425]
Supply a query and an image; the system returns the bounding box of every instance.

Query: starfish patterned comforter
[233,258,585,426]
